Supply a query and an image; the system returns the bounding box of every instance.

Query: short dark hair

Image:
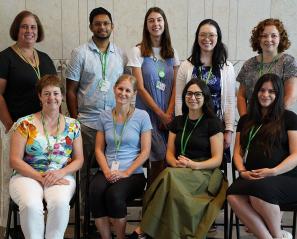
[36,74,65,95]
[10,10,44,42]
[89,7,112,24]
[181,78,216,118]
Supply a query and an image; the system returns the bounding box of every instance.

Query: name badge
[99,80,110,92]
[111,161,120,171]
[156,81,166,91]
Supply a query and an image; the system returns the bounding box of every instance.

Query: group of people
[0,5,297,239]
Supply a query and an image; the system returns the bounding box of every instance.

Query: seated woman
[9,74,83,239]
[89,74,152,239]
[227,73,297,239]
[130,78,228,239]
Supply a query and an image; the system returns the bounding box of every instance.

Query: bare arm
[237,84,247,117]
[166,65,179,116]
[95,131,111,178]
[132,67,172,125]
[284,77,297,109]
[0,78,13,132]
[166,131,178,167]
[66,79,79,119]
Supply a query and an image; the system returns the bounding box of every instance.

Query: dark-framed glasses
[185,91,204,99]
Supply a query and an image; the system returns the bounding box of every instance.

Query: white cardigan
[175,60,236,132]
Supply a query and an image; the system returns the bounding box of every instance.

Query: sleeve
[168,116,179,134]
[236,115,248,132]
[284,110,297,130]
[14,117,30,138]
[175,61,189,116]
[73,119,81,139]
[208,118,224,137]
[222,62,236,132]
[173,48,180,66]
[283,54,297,81]
[65,47,83,81]
[0,50,10,79]
[127,46,143,67]
[140,111,153,133]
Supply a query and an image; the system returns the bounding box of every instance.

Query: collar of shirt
[88,38,115,54]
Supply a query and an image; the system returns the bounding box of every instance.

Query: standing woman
[237,18,297,116]
[227,73,297,239]
[176,19,235,151]
[0,10,56,226]
[89,75,152,239]
[127,7,180,182]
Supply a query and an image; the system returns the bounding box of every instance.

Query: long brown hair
[140,7,174,59]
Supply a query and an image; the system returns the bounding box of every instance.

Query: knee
[47,197,70,212]
[18,198,43,215]
[106,192,125,212]
[227,195,240,207]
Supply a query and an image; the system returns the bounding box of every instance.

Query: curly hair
[250,18,290,54]
[36,74,65,95]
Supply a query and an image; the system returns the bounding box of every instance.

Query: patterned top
[192,66,222,119]
[237,53,297,104]
[15,114,80,173]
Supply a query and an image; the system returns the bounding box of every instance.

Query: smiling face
[259,25,280,55]
[17,15,38,46]
[90,14,113,40]
[185,83,204,111]
[257,80,276,109]
[198,24,218,53]
[39,85,63,111]
[113,79,136,106]
[146,11,165,39]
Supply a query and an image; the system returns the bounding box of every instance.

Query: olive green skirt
[140,167,228,239]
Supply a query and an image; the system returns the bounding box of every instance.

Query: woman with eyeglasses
[227,73,297,239]
[129,78,227,239]
[176,19,235,152]
[237,18,297,116]
[127,7,180,183]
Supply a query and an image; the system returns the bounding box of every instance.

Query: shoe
[281,230,293,239]
[128,231,147,239]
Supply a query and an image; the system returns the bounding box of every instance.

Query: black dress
[227,110,297,204]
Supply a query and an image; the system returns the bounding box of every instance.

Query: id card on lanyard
[155,59,166,91]
[98,51,110,92]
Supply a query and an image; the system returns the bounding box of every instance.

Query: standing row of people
[1,5,297,239]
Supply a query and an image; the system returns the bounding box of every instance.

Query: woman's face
[146,11,165,38]
[198,24,218,53]
[259,25,280,55]
[185,84,204,111]
[39,85,63,111]
[113,79,136,106]
[17,15,38,45]
[257,81,276,109]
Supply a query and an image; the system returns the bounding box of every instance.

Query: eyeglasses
[258,88,276,95]
[185,91,204,99]
[92,21,112,27]
[198,33,218,40]
[260,33,279,39]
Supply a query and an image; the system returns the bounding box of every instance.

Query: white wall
[1,0,297,76]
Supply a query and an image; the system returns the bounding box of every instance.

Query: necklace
[41,111,61,164]
[13,44,41,79]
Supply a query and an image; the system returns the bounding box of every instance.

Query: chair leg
[292,211,297,239]
[5,199,13,239]
[229,209,233,239]
[224,201,229,239]
[235,216,240,239]
[75,172,80,239]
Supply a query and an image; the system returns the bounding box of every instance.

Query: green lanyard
[180,115,203,155]
[112,109,130,159]
[99,51,108,81]
[157,60,166,80]
[199,66,212,84]
[41,112,61,164]
[243,124,262,162]
[258,54,278,77]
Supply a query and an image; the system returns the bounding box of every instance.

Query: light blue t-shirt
[65,39,127,129]
[96,108,152,174]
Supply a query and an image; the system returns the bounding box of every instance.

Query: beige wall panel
[236,0,271,60]
[271,0,297,56]
[25,0,62,60]
[78,0,89,45]
[113,0,146,51]
[187,0,205,59]
[155,0,188,60]
[228,0,238,61]
[0,0,26,50]
[204,0,214,18]
[62,0,80,59]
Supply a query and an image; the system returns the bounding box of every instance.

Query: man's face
[90,14,113,40]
